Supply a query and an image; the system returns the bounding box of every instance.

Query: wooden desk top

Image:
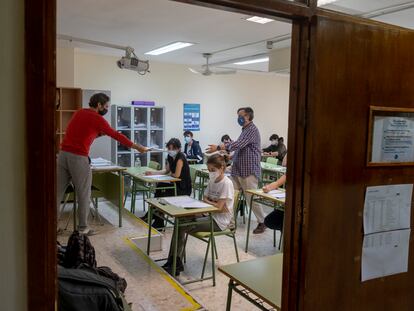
[146,197,218,217]
[245,189,286,204]
[218,254,283,309]
[189,164,208,171]
[124,167,181,183]
[260,162,286,174]
[91,165,126,173]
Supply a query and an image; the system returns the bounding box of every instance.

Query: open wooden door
[289,11,414,311]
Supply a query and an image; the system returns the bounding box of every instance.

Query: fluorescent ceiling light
[234,57,269,65]
[245,16,274,24]
[145,42,194,55]
[318,0,338,6]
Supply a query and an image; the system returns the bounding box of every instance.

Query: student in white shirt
[163,153,234,276]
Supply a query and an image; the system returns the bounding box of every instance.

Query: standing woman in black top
[143,138,192,228]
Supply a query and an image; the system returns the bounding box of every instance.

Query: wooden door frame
[23,0,327,310]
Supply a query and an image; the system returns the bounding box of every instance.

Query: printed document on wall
[363,184,413,235]
[362,229,410,282]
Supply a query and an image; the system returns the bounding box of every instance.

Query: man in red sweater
[57,93,148,235]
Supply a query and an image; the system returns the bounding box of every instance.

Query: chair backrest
[148,160,161,170]
[266,157,278,165]
[232,190,241,230]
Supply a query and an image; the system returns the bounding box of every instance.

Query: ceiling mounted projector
[57,35,150,75]
[117,47,150,75]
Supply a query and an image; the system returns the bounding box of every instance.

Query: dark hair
[237,107,254,121]
[89,93,110,108]
[207,153,229,170]
[221,134,231,142]
[166,138,181,149]
[183,130,193,137]
[278,137,284,143]
[269,134,279,141]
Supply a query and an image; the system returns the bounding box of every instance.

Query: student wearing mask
[183,130,203,164]
[143,138,192,228]
[57,93,149,235]
[262,134,279,154]
[263,154,287,230]
[207,107,266,234]
[263,135,287,165]
[162,154,234,276]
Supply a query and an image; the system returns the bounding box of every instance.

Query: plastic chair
[266,157,278,165]
[184,191,241,280]
[149,160,161,170]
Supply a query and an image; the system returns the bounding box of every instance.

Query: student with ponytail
[162,153,235,276]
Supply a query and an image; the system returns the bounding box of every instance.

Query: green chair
[184,191,241,281]
[266,157,278,165]
[149,160,161,170]
[190,167,208,200]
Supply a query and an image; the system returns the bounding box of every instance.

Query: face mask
[209,171,221,183]
[271,140,278,146]
[98,108,108,116]
[237,116,245,127]
[168,150,177,158]
[184,136,192,143]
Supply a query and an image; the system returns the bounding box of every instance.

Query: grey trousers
[231,175,266,223]
[57,151,92,230]
[168,217,221,259]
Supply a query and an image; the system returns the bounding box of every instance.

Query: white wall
[57,47,75,87]
[70,49,289,156]
[0,0,27,309]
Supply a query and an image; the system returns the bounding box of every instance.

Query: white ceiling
[57,0,414,73]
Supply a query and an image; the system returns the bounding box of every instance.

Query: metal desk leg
[226,280,234,311]
[174,183,177,196]
[130,179,136,214]
[210,213,216,286]
[172,218,179,277]
[73,190,77,230]
[146,205,152,255]
[245,194,254,253]
[119,172,123,227]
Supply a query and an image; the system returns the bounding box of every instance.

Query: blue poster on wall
[183,103,200,131]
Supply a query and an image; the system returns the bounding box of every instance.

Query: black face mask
[98,108,108,116]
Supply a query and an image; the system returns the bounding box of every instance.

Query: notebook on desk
[160,196,211,209]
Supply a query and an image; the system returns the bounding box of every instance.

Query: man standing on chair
[57,93,149,235]
[207,107,266,234]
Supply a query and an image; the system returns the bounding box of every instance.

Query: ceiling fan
[189,53,236,76]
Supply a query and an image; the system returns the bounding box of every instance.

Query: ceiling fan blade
[188,67,202,74]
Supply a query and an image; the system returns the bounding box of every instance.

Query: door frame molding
[25,0,320,310]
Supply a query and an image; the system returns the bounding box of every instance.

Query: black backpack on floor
[63,230,97,268]
[58,265,131,311]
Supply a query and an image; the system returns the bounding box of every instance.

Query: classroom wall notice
[183,103,200,131]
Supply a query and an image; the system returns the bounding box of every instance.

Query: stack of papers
[267,190,286,199]
[146,175,174,180]
[91,157,112,167]
[160,196,211,209]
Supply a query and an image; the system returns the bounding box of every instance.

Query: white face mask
[168,150,178,158]
[271,140,278,146]
[208,171,221,183]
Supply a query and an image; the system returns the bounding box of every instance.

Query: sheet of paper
[267,190,286,199]
[92,165,120,170]
[146,174,175,180]
[91,157,112,166]
[161,196,211,209]
[148,148,166,152]
[363,184,412,235]
[362,229,410,282]
[372,116,414,163]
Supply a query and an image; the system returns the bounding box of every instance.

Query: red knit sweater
[61,108,133,156]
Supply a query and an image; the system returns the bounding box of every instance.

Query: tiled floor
[58,197,282,311]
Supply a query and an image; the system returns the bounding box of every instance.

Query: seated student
[262,134,279,154]
[221,134,232,144]
[263,134,287,165]
[220,134,235,161]
[183,130,203,164]
[263,154,287,230]
[143,138,192,228]
[162,154,234,276]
